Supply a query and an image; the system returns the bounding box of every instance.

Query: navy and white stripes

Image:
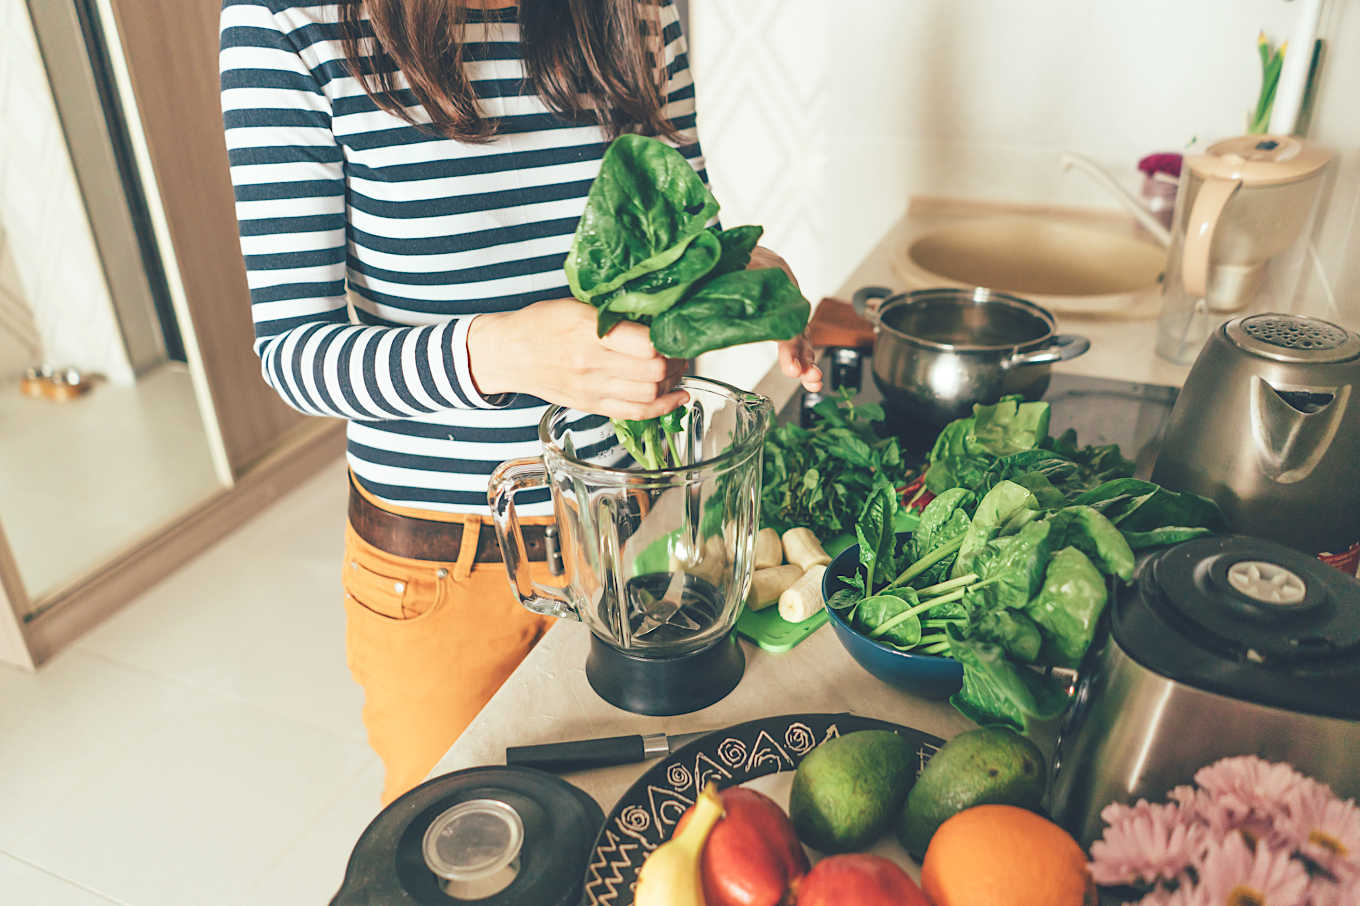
[219,0,705,511]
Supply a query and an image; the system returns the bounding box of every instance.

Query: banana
[634,782,725,906]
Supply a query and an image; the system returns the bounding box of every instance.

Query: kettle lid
[1114,535,1360,719]
[1187,135,1332,186]
[1225,313,1360,365]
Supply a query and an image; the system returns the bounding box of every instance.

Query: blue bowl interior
[821,544,964,700]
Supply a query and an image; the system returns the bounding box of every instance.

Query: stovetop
[782,350,1180,479]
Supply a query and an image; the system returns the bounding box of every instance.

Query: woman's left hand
[749,246,823,393]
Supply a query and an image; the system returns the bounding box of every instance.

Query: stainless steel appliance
[850,286,1090,427]
[1155,134,1332,364]
[1051,535,1360,847]
[1152,313,1360,557]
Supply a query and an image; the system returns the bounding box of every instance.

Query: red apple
[675,786,809,906]
[794,853,931,906]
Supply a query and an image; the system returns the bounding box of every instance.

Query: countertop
[429,198,1189,806]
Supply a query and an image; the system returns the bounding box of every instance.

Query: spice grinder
[1051,535,1360,847]
[489,378,771,716]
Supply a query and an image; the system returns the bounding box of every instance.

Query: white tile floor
[0,365,223,604]
[0,457,383,905]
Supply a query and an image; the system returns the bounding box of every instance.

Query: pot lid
[1113,535,1360,719]
[1186,135,1332,186]
[1224,314,1360,364]
[331,766,603,906]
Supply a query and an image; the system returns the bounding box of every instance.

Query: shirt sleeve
[219,0,505,421]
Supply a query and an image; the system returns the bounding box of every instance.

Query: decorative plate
[582,712,945,906]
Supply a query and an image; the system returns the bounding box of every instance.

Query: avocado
[897,726,1046,860]
[788,730,916,853]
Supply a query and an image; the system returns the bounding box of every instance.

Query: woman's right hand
[467,298,689,419]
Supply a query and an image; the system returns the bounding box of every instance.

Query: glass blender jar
[489,378,772,715]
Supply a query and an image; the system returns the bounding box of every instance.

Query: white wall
[0,0,134,384]
[689,0,1357,385]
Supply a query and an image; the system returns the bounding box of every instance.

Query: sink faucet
[1060,151,1173,246]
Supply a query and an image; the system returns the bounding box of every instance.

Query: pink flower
[1091,798,1206,886]
[1282,780,1360,880]
[1307,873,1360,906]
[1191,757,1306,847]
[1192,831,1311,906]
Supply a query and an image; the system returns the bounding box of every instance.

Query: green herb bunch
[830,396,1226,733]
[565,134,811,470]
[760,393,913,541]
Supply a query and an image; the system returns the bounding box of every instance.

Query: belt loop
[453,516,481,580]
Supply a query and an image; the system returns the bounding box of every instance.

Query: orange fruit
[920,804,1096,906]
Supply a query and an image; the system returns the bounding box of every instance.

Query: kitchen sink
[895,215,1167,316]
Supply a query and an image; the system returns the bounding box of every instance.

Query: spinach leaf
[594,229,722,326]
[1046,505,1135,581]
[565,134,718,303]
[946,626,1070,733]
[968,520,1055,610]
[906,488,975,585]
[969,606,1044,664]
[924,419,987,493]
[855,482,899,593]
[706,225,763,280]
[650,268,811,358]
[970,397,1051,457]
[856,590,923,649]
[1024,546,1108,668]
[953,480,1039,578]
[1071,479,1224,550]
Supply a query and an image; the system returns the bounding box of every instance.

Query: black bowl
[821,545,965,699]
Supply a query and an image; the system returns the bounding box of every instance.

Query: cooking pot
[851,287,1090,427]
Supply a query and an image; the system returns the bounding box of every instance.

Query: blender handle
[488,457,578,621]
[1182,176,1242,300]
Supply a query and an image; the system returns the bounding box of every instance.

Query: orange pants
[341,486,555,805]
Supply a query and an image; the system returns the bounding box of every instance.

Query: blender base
[585,632,745,716]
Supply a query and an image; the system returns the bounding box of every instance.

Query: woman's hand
[749,246,823,393]
[468,299,689,420]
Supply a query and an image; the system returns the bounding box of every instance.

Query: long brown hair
[337,0,679,143]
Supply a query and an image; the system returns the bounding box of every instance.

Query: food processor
[489,378,772,716]
[1156,134,1332,364]
[1051,535,1360,847]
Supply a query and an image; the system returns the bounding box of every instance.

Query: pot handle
[850,285,893,324]
[1009,334,1091,367]
[488,457,578,620]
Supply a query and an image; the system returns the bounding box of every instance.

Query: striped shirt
[218,0,707,513]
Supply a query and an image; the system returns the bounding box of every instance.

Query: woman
[219,0,821,804]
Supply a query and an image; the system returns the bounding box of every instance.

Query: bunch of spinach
[565,135,811,469]
[830,398,1227,733]
[760,393,914,540]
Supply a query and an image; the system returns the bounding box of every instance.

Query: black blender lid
[1113,535,1360,719]
[331,766,603,906]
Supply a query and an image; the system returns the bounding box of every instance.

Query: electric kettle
[1152,313,1360,560]
[1051,535,1360,847]
[1155,135,1332,364]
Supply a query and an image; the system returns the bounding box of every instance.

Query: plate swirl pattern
[583,712,944,906]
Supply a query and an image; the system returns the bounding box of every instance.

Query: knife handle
[505,734,646,773]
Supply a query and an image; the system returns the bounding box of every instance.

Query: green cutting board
[736,604,829,653]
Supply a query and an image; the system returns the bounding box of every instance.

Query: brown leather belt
[347,475,549,563]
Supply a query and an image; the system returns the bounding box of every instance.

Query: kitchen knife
[505,730,713,773]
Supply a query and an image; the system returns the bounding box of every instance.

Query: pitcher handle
[1182,176,1242,301]
[1009,334,1091,367]
[488,457,577,620]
